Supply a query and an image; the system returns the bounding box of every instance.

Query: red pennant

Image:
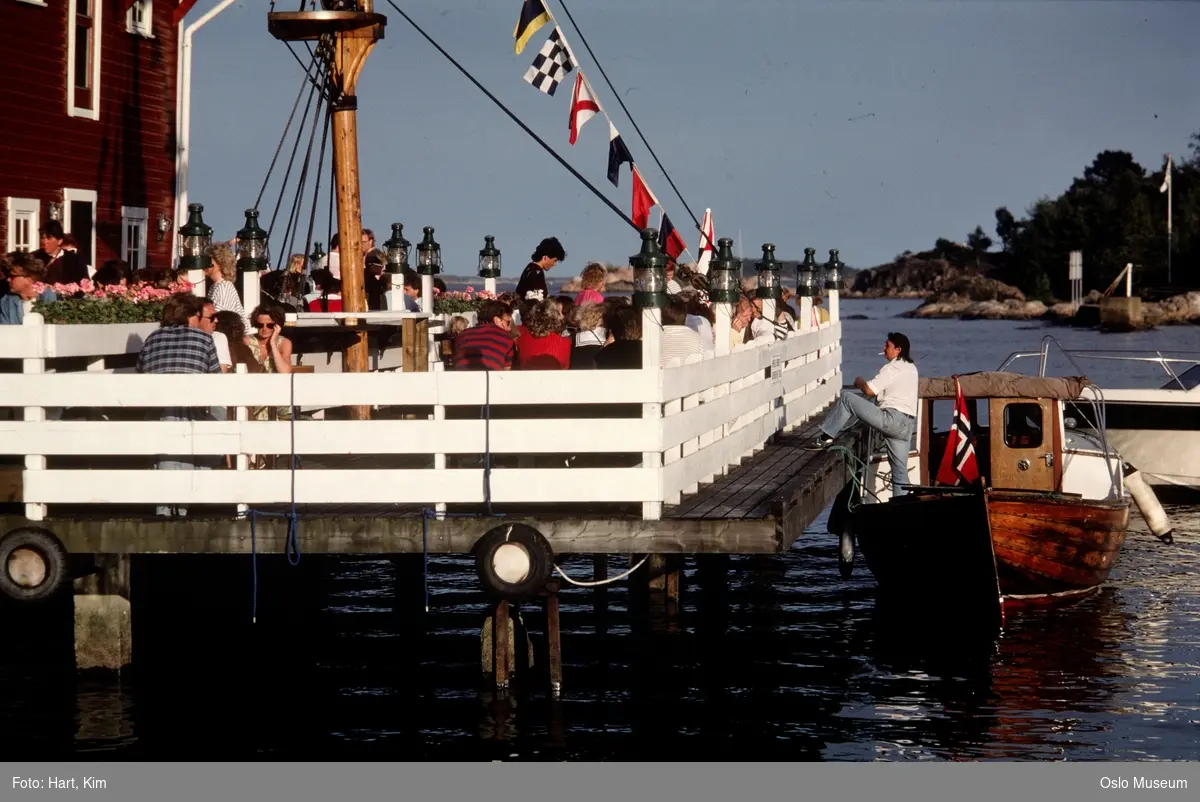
[936,377,981,486]
[631,167,655,230]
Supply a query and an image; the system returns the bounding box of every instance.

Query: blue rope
[246,371,302,623]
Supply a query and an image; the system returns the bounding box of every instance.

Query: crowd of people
[447,236,833,372]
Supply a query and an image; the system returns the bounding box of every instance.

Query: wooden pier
[0,300,857,688]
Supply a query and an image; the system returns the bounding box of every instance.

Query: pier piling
[73,554,131,672]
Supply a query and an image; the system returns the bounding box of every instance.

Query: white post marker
[242,270,261,318]
[484,277,497,296]
[641,306,663,521]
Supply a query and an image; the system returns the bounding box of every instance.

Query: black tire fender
[0,527,69,603]
[473,523,554,602]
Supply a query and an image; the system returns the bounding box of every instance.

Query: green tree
[994,207,1019,252]
[967,225,993,268]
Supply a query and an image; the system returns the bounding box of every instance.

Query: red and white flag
[695,208,715,275]
[568,73,600,146]
[936,377,981,486]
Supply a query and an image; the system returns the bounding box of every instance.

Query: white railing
[0,311,842,522]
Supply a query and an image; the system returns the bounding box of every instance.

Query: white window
[5,198,40,253]
[66,0,102,120]
[121,206,149,271]
[126,0,152,37]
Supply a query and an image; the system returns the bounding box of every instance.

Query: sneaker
[805,434,834,451]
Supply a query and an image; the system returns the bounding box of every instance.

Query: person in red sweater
[515,298,571,370]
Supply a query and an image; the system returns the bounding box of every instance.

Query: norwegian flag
[523,30,574,96]
[568,73,600,145]
[936,377,981,486]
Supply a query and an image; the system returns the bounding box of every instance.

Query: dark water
[3,302,1198,760]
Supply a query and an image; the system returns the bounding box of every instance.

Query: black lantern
[631,228,668,309]
[416,226,441,275]
[308,240,325,270]
[178,203,213,271]
[755,243,781,300]
[384,223,410,274]
[823,248,844,290]
[236,208,269,272]
[797,247,820,297]
[477,235,501,279]
[709,237,741,304]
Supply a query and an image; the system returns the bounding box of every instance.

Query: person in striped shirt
[203,242,250,332]
[660,296,703,366]
[452,300,515,371]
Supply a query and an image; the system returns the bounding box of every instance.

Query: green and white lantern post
[178,203,212,297]
[236,208,269,314]
[477,235,501,296]
[708,237,741,355]
[631,227,667,372]
[823,248,844,323]
[796,247,820,332]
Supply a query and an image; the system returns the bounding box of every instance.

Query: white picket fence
[0,309,842,522]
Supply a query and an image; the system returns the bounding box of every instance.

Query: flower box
[31,279,196,324]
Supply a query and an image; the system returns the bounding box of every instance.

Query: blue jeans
[819,392,915,496]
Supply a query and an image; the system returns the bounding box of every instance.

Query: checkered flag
[523,29,574,96]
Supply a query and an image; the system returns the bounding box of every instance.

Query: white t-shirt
[685,314,714,356]
[210,330,231,368]
[867,359,919,417]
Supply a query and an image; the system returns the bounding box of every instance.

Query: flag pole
[1167,159,1173,286]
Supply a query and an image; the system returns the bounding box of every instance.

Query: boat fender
[826,480,858,536]
[473,523,555,602]
[0,527,69,603]
[1122,465,1174,544]
[838,528,855,579]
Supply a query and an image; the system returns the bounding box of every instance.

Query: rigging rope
[383,0,638,232]
[266,63,324,243]
[254,73,311,212]
[302,103,333,269]
[553,0,706,243]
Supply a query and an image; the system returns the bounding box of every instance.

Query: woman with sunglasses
[247,303,293,375]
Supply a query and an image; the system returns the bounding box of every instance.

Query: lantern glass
[631,228,668,308]
[708,237,741,303]
[178,203,213,270]
[309,241,325,268]
[824,248,844,290]
[477,234,501,278]
[755,243,782,300]
[384,223,410,274]
[416,226,441,275]
[797,247,820,296]
[236,208,269,271]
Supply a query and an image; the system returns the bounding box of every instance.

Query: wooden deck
[0,419,860,556]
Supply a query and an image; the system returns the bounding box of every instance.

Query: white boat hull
[1102,428,1200,490]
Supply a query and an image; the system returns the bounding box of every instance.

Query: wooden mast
[268,4,385,420]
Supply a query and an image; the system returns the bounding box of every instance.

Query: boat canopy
[919,371,1090,400]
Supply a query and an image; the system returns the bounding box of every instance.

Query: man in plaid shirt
[137,293,221,516]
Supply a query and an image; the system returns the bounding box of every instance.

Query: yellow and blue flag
[514,0,551,55]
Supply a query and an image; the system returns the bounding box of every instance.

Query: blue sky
[188,0,1199,276]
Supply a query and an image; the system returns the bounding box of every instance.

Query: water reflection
[0,509,1196,761]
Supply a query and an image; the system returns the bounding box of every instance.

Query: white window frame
[126,0,153,38]
[5,198,40,253]
[121,206,149,272]
[14,0,50,8]
[62,188,98,270]
[66,0,102,120]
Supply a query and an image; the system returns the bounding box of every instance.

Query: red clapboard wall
[0,0,179,273]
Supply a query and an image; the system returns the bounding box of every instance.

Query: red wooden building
[0,0,180,273]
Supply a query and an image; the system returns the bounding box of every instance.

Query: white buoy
[1124,467,1174,543]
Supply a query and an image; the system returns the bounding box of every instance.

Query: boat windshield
[997,336,1200,391]
[1161,364,1200,391]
